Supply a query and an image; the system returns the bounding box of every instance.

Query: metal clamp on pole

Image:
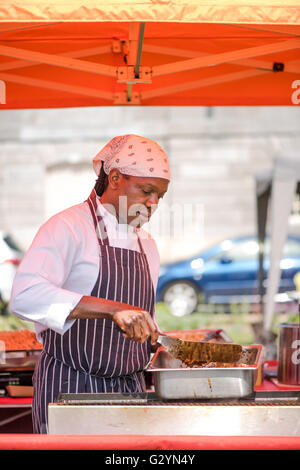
[117,66,152,84]
[113,91,141,105]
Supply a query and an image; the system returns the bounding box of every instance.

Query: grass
[0,301,35,331]
[0,313,34,332]
[155,302,297,345]
[155,302,255,344]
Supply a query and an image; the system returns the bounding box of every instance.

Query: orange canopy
[0,1,300,109]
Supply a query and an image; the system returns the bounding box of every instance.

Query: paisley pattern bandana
[93,134,170,180]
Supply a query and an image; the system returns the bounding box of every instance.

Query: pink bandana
[93,134,170,181]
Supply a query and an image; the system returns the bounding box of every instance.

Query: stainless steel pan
[148,345,263,399]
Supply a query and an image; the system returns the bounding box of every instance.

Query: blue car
[156,235,300,316]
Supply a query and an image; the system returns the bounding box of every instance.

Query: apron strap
[136,230,146,255]
[86,189,109,246]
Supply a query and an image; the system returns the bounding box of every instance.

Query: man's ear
[108,169,121,189]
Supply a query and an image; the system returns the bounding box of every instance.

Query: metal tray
[164,328,233,343]
[0,349,42,369]
[147,344,263,400]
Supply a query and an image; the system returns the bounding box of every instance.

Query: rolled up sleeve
[10,214,83,335]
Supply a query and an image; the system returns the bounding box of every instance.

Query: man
[10,134,170,433]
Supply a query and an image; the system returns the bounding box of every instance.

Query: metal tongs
[201,329,223,342]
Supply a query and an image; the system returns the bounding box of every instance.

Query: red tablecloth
[0,434,299,450]
[0,397,32,406]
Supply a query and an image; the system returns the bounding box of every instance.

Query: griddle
[49,390,300,435]
[56,390,300,405]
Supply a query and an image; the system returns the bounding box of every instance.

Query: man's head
[93,134,170,227]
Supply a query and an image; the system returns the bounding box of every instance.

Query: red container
[277,323,300,385]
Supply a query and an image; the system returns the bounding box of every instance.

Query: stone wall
[0,106,300,262]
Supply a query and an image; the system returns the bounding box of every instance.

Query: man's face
[105,170,169,227]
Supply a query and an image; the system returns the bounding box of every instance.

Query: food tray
[0,349,42,370]
[147,345,263,400]
[6,385,34,397]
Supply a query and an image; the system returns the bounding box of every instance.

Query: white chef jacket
[10,193,161,342]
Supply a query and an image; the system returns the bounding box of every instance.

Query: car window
[209,240,258,262]
[284,239,300,257]
[264,238,300,258]
[209,237,300,262]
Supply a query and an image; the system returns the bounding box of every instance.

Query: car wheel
[162,281,199,317]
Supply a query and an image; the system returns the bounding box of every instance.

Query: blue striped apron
[32,189,155,433]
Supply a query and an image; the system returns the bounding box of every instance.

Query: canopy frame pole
[126,22,146,102]
[0,71,114,101]
[143,44,300,74]
[0,44,113,73]
[0,44,117,77]
[142,69,266,100]
[264,177,297,331]
[134,23,145,79]
[256,183,271,314]
[151,38,300,77]
[228,23,300,37]
[142,57,300,101]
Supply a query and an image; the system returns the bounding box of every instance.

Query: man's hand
[68,296,158,345]
[112,308,158,345]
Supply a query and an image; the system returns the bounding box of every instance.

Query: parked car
[0,232,23,305]
[156,234,300,316]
